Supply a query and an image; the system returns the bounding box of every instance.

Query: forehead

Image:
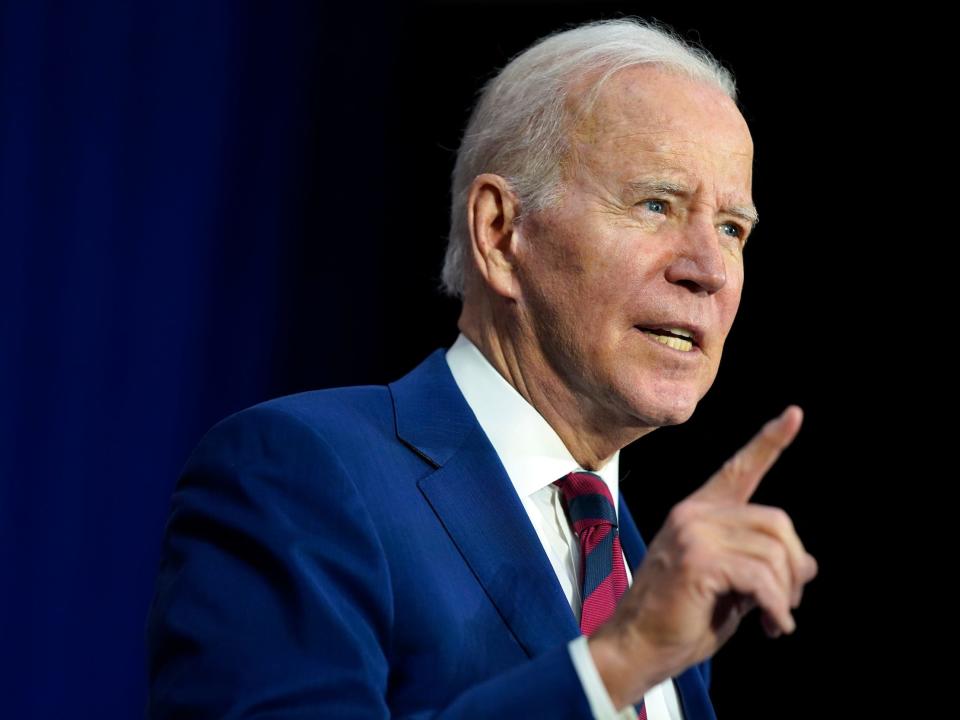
[569,66,754,198]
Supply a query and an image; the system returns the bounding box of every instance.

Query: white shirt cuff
[567,635,638,720]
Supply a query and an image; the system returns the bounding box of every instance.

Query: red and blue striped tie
[556,471,645,719]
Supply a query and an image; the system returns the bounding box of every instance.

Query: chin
[626,383,703,428]
[640,403,697,428]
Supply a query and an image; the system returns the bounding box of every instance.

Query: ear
[466,173,522,300]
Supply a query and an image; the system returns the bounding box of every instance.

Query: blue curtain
[0,2,396,716]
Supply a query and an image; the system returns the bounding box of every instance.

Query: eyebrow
[626,179,760,228]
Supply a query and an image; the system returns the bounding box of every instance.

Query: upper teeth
[667,327,694,339]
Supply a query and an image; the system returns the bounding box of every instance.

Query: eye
[639,199,667,214]
[719,222,746,241]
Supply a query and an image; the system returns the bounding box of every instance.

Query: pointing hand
[589,406,819,710]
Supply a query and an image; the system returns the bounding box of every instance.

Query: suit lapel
[617,490,648,572]
[389,350,580,658]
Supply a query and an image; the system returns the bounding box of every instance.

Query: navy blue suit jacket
[146,349,716,718]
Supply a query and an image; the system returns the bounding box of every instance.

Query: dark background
[1,1,929,717]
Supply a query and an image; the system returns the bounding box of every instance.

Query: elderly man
[146,18,818,720]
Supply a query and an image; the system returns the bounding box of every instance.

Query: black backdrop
[1,2,933,717]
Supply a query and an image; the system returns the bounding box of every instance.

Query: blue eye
[719,222,744,239]
[642,199,666,214]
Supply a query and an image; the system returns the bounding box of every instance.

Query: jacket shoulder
[249,384,392,433]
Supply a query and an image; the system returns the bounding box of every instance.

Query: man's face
[514,66,755,429]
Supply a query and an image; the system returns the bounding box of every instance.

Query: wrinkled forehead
[564,65,754,193]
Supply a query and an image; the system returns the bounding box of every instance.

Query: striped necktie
[556,470,646,719]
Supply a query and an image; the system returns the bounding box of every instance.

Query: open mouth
[635,326,698,353]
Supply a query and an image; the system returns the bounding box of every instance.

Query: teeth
[668,328,694,339]
[642,330,694,352]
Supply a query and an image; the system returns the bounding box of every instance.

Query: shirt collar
[445,333,620,504]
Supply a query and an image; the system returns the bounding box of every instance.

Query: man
[146,18,818,719]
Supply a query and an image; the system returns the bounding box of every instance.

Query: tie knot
[554,471,618,530]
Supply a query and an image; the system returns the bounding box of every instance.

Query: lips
[634,324,704,349]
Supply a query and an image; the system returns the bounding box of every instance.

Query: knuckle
[722,453,746,478]
[674,523,703,557]
[773,537,790,566]
[773,545,793,591]
[748,563,791,626]
[764,537,788,572]
[668,499,700,528]
[762,541,791,590]
[768,506,795,535]
[759,423,780,445]
[755,532,784,565]
[754,562,781,600]
[666,502,688,527]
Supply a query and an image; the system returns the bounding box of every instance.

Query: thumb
[692,405,804,505]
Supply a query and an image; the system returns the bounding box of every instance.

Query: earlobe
[466,173,522,300]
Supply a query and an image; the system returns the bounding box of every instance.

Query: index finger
[692,405,804,505]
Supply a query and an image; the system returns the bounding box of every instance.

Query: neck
[457,298,654,470]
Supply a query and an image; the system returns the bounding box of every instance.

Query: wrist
[588,630,665,711]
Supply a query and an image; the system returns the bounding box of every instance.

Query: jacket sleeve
[145,405,595,719]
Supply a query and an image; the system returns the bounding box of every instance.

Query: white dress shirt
[446,333,685,720]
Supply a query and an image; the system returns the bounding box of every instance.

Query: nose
[664,218,728,295]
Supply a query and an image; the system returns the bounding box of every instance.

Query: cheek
[519,242,594,323]
[517,259,577,345]
[516,215,628,337]
[719,285,743,335]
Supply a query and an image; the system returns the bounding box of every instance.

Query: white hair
[440,18,737,299]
